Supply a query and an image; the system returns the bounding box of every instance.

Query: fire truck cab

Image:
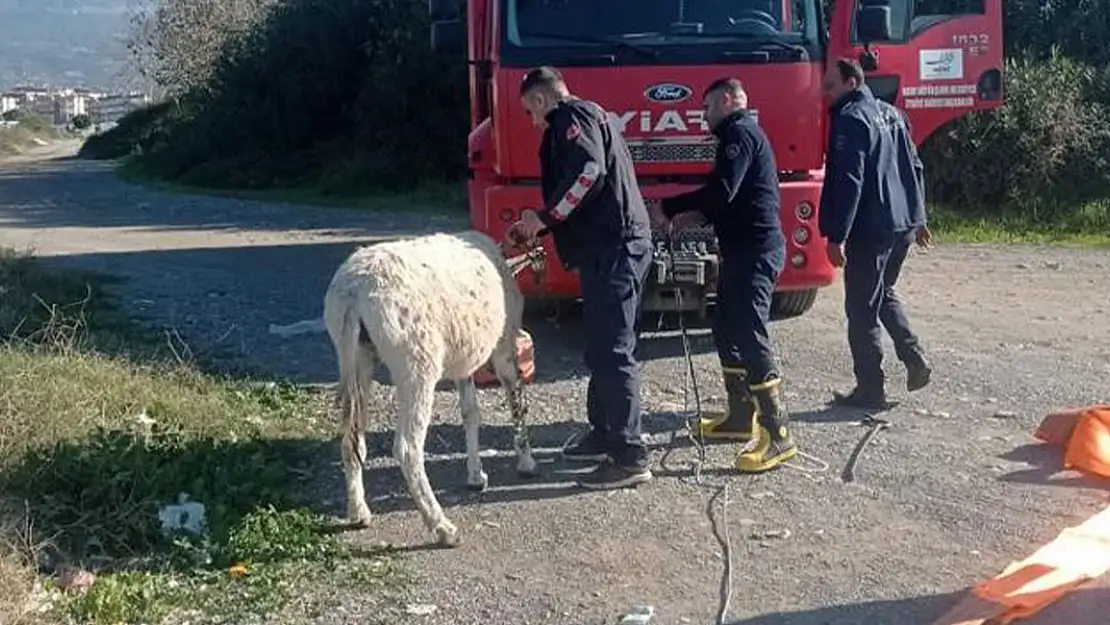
[428,0,1003,320]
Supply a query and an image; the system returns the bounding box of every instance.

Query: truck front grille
[627,140,717,164]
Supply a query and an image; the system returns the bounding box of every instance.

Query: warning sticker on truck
[901,83,977,109]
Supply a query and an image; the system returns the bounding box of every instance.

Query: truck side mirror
[429,0,462,21]
[431,19,466,53]
[857,1,892,42]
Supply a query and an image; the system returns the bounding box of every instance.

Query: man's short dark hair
[834,58,866,85]
[704,77,745,99]
[520,66,566,96]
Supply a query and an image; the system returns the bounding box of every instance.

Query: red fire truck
[428,0,1003,320]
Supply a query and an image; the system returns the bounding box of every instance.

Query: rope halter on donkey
[503,240,548,279]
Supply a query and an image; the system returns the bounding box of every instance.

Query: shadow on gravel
[725,590,962,625]
[40,242,725,386]
[996,442,1110,490]
[360,449,591,517]
[330,415,736,518]
[724,586,1110,625]
[0,162,463,234]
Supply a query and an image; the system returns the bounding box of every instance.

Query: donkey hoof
[516,462,540,479]
[347,506,372,529]
[466,471,489,492]
[434,522,461,548]
[515,452,539,478]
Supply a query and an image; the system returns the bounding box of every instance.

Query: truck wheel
[770,288,818,321]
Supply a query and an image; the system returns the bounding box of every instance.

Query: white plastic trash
[157,493,207,536]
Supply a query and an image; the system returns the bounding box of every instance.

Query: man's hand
[915,225,933,249]
[507,210,546,246]
[826,240,846,268]
[670,210,707,233]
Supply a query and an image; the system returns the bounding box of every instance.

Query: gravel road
[3,142,1109,625]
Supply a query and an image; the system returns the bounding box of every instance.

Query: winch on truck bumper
[641,223,720,318]
[638,220,823,322]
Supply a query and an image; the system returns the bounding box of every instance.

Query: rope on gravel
[659,231,738,625]
[657,231,830,625]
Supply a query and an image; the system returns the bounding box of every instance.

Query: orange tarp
[1035,405,1110,447]
[931,405,1110,624]
[931,505,1110,624]
[1035,405,1110,480]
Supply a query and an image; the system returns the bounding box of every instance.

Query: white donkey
[321,230,542,547]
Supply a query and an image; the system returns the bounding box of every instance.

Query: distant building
[24,96,59,122]
[62,93,89,119]
[1,93,18,114]
[89,92,152,124]
[0,85,153,125]
[9,86,50,99]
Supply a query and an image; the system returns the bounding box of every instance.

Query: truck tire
[770,288,819,321]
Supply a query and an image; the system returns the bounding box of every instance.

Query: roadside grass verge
[0,249,411,625]
[0,113,62,156]
[929,201,1110,246]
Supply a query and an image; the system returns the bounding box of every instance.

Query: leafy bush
[921,49,1110,215]
[110,0,467,193]
[71,114,92,130]
[78,100,186,160]
[89,0,1110,218]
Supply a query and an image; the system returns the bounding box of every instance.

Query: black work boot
[831,382,895,411]
[695,367,756,441]
[736,377,797,473]
[904,350,933,392]
[577,447,653,491]
[562,429,609,463]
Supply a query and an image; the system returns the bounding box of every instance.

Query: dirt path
[2,144,1109,625]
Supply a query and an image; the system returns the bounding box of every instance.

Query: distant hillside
[0,0,134,90]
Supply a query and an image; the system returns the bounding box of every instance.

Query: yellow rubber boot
[736,377,797,473]
[697,366,756,441]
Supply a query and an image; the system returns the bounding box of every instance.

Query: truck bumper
[476,179,836,315]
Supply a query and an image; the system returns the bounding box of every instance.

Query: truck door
[831,0,1004,145]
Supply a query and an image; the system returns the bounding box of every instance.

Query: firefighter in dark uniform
[819,58,934,410]
[649,77,797,474]
[509,67,655,490]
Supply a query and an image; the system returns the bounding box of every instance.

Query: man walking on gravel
[508,66,655,490]
[649,77,798,474]
[819,58,934,410]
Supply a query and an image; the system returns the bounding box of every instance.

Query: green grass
[930,201,1110,245]
[0,250,411,625]
[115,158,466,217]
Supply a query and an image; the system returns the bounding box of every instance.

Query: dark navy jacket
[819,85,926,247]
[536,98,651,269]
[660,109,785,257]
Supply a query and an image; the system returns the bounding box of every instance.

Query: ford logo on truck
[644,83,693,104]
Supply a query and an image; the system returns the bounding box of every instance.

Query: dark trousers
[714,248,785,383]
[579,237,653,467]
[843,229,922,392]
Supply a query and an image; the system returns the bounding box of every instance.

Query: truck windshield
[502,0,821,65]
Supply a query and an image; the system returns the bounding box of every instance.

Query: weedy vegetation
[0,111,62,156]
[0,248,412,625]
